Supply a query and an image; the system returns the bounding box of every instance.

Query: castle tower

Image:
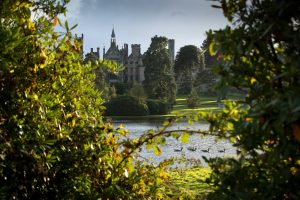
[168,39,175,68]
[131,44,141,57]
[75,33,84,57]
[123,43,128,63]
[102,46,105,59]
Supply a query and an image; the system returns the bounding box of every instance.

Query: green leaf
[70,24,78,30]
[229,137,236,143]
[153,146,162,156]
[64,20,69,31]
[146,142,154,150]
[181,133,189,144]
[209,41,216,56]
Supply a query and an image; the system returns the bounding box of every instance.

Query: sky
[65,0,228,57]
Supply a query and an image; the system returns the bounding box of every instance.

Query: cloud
[170,11,186,17]
[67,0,83,19]
[65,0,228,55]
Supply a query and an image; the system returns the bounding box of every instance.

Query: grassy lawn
[170,95,221,116]
[110,95,222,121]
[166,167,212,199]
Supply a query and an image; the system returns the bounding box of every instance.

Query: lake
[114,119,237,167]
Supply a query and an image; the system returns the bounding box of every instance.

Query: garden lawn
[109,94,244,120]
[166,167,212,199]
[170,96,221,116]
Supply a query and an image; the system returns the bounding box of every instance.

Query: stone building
[85,47,100,62]
[168,39,175,68]
[75,33,84,57]
[103,29,145,83]
[125,44,145,82]
[102,29,128,82]
[85,29,175,83]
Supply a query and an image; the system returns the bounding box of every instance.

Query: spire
[110,28,116,47]
[111,28,115,38]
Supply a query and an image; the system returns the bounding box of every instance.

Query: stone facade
[87,47,100,60]
[102,29,145,83]
[168,39,175,69]
[85,29,175,83]
[125,44,144,82]
[75,33,84,57]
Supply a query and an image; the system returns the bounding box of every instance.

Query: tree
[85,55,119,100]
[186,88,199,108]
[143,36,176,104]
[200,0,300,199]
[194,35,221,96]
[127,82,147,100]
[0,1,168,199]
[201,36,219,69]
[84,52,108,95]
[174,45,202,94]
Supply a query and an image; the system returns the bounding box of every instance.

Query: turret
[131,44,141,57]
[168,39,175,68]
[111,28,116,47]
[103,47,105,59]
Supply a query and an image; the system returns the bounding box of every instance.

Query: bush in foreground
[0,1,167,199]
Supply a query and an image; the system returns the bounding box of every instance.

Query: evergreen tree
[174,45,201,94]
[143,36,176,103]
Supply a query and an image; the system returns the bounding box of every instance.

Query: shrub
[203,0,300,199]
[105,95,149,116]
[187,88,199,108]
[0,1,168,199]
[127,83,147,100]
[147,99,171,115]
[112,82,131,95]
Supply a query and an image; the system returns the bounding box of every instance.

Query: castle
[86,29,175,83]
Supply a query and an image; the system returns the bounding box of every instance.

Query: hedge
[146,99,171,115]
[105,95,149,116]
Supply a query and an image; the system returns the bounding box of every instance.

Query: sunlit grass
[170,95,221,116]
[110,95,225,120]
[166,167,212,199]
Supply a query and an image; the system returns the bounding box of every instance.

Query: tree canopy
[143,36,176,103]
[174,45,202,94]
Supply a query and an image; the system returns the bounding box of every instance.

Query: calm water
[114,120,237,167]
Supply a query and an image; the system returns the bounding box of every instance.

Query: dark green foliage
[201,36,220,69]
[194,68,218,96]
[187,88,199,108]
[112,82,132,95]
[194,36,220,95]
[202,0,300,199]
[0,1,169,199]
[143,36,177,104]
[105,95,149,116]
[146,99,171,115]
[127,82,147,100]
[174,45,202,95]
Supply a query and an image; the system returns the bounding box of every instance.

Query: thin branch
[113,120,218,175]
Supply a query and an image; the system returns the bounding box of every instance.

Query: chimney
[97,47,100,58]
[103,47,106,59]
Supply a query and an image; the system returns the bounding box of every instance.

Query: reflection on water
[114,120,237,167]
